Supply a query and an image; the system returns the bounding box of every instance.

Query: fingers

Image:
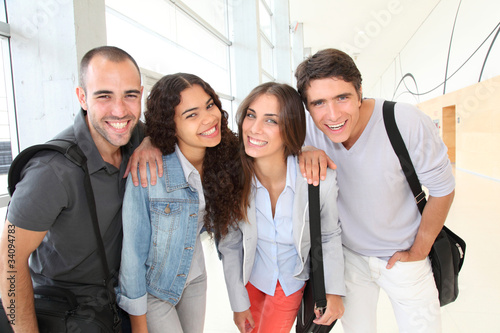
[234,310,254,333]
[386,251,403,269]
[245,317,255,333]
[312,306,343,326]
[147,160,157,187]
[298,148,335,185]
[326,156,337,170]
[138,159,150,187]
[128,158,140,186]
[156,155,164,178]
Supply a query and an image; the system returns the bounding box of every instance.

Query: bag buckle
[314,305,326,317]
[415,191,426,204]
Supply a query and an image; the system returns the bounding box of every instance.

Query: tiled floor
[203,167,500,333]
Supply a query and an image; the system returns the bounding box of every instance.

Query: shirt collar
[175,144,199,181]
[73,108,135,175]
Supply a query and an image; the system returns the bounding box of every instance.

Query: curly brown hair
[145,73,242,239]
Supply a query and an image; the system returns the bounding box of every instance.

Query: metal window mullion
[261,69,275,81]
[0,21,10,38]
[260,30,274,49]
[216,91,235,101]
[259,0,272,17]
[169,0,232,46]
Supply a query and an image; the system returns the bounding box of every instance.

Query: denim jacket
[117,152,200,316]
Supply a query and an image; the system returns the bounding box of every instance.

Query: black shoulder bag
[296,183,336,333]
[6,139,121,332]
[382,101,466,306]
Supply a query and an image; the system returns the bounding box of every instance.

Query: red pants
[246,281,305,333]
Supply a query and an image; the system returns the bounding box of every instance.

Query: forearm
[0,255,38,332]
[410,191,455,258]
[130,314,148,333]
[0,221,46,332]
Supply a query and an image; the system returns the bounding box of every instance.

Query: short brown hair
[295,48,362,107]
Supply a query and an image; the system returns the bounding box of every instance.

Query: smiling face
[242,93,284,161]
[305,77,363,149]
[77,55,143,151]
[174,84,222,156]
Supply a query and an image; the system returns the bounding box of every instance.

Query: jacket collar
[163,152,190,192]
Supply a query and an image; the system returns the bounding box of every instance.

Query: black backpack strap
[382,101,427,214]
[308,183,327,311]
[7,139,84,196]
[7,139,119,327]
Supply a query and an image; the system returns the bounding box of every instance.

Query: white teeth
[109,122,127,129]
[327,121,346,131]
[249,137,267,146]
[201,126,216,136]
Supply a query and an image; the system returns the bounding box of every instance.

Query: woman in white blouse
[218,82,345,333]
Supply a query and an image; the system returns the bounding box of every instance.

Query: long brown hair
[236,82,306,221]
[145,73,242,238]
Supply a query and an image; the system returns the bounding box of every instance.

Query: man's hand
[386,192,455,269]
[233,309,254,333]
[386,249,427,269]
[124,137,163,187]
[312,294,344,326]
[298,146,336,186]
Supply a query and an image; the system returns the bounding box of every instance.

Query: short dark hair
[295,48,362,107]
[79,46,140,90]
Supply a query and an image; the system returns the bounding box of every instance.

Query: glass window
[106,0,176,41]
[0,35,15,208]
[259,0,272,41]
[181,0,228,37]
[0,1,5,23]
[260,36,273,77]
[261,0,272,9]
[106,0,232,96]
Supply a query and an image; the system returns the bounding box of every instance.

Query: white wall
[367,0,500,104]
[6,0,106,151]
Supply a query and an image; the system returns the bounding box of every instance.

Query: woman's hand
[124,137,163,187]
[233,309,255,333]
[312,294,344,326]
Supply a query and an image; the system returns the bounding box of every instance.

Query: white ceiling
[288,0,442,92]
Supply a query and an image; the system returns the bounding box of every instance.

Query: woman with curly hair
[117,73,242,333]
[218,82,345,333]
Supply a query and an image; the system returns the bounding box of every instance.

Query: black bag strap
[8,139,85,196]
[382,101,427,214]
[308,183,327,310]
[33,286,79,309]
[8,140,118,317]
